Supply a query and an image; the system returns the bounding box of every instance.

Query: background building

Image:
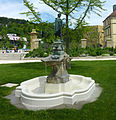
[84,25,104,48]
[7,34,27,46]
[0,34,27,46]
[103,5,116,48]
[97,25,104,47]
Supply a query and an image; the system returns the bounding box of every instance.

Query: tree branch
[69,0,82,14]
[42,0,62,14]
[75,0,92,29]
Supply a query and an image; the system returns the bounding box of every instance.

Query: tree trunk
[66,0,69,55]
[66,14,69,55]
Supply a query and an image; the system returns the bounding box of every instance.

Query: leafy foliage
[0,17,34,48]
[21,0,41,23]
[22,0,105,54]
[25,45,52,58]
[0,17,54,49]
[42,0,105,27]
[0,25,11,48]
[68,45,116,57]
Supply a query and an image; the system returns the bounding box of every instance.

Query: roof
[103,10,116,22]
[8,35,27,41]
[109,10,116,17]
[0,34,27,41]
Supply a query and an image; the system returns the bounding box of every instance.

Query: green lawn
[0,61,116,120]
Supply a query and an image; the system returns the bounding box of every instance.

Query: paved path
[0,60,41,64]
[72,58,116,61]
[0,53,27,60]
[0,57,116,64]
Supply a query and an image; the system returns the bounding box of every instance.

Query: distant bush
[25,47,52,58]
[69,47,116,57]
[25,45,116,58]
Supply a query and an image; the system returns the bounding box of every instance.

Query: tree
[17,37,25,48]
[41,0,105,54]
[84,26,99,47]
[0,26,9,48]
[38,22,54,43]
[0,41,4,49]
[22,0,41,23]
[22,0,105,54]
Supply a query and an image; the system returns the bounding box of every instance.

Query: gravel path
[0,57,116,64]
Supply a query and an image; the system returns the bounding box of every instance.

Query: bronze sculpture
[42,13,69,83]
[54,13,62,41]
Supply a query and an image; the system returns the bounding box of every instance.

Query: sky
[0,0,116,25]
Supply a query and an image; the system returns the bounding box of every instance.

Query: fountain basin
[15,74,95,110]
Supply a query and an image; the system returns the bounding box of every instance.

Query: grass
[0,61,116,120]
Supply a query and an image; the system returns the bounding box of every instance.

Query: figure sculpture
[54,13,62,41]
[42,13,69,83]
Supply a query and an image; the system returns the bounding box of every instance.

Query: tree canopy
[23,0,105,54]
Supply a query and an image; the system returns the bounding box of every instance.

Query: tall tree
[0,26,9,48]
[42,0,105,54]
[22,0,41,23]
[23,0,105,54]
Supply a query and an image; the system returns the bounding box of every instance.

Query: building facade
[84,25,104,47]
[0,34,27,46]
[7,34,27,46]
[97,25,104,47]
[103,5,116,48]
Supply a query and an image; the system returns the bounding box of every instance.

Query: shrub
[25,47,51,58]
[113,48,116,54]
[109,51,114,56]
[25,45,116,58]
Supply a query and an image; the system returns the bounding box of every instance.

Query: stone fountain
[42,13,70,84]
[15,14,97,110]
[42,40,70,84]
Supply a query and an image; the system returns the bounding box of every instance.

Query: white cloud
[27,0,57,17]
[0,0,58,20]
[0,0,116,25]
[0,0,28,19]
[85,0,116,25]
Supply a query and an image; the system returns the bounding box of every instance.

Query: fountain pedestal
[42,40,70,84]
[42,53,70,84]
